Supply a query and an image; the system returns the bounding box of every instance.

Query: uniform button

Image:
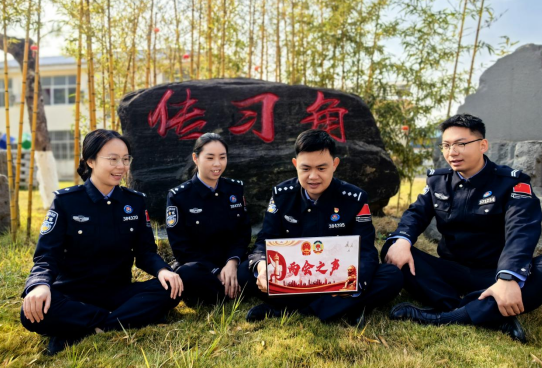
[64,249,67,253]
[286,230,289,233]
[78,230,83,234]
[308,209,312,212]
[484,209,489,213]
[196,221,200,224]
[237,214,240,217]
[215,193,219,197]
[521,268,526,272]
[459,184,463,188]
[130,228,134,232]
[434,204,438,208]
[107,201,111,205]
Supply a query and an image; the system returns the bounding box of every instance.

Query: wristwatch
[497,273,520,282]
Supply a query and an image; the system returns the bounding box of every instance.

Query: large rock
[119,78,399,224]
[0,174,9,234]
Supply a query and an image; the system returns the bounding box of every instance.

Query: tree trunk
[0,34,59,208]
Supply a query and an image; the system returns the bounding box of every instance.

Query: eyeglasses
[438,139,483,152]
[98,155,133,166]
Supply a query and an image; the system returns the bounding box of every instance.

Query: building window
[42,75,77,105]
[0,79,15,107]
[50,130,75,160]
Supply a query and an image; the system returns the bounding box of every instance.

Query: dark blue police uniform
[166,175,251,303]
[381,156,542,324]
[238,177,403,322]
[20,180,179,338]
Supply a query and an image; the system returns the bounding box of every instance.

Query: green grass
[1,184,542,367]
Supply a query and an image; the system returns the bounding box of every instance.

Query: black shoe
[390,302,442,325]
[45,335,81,356]
[246,304,286,322]
[494,317,527,343]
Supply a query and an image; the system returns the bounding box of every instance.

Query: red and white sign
[265,235,360,296]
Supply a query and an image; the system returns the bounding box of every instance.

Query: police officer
[21,130,183,355]
[381,114,542,343]
[166,133,251,303]
[238,129,403,323]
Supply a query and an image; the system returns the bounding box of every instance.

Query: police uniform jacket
[166,175,251,268]
[248,177,379,292]
[385,156,542,278]
[23,180,170,297]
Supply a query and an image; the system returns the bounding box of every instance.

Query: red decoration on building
[229,93,279,143]
[300,91,349,143]
[329,258,340,276]
[315,261,328,275]
[301,260,315,276]
[288,262,301,276]
[148,88,207,140]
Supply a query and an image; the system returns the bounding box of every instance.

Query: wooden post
[74,0,83,184]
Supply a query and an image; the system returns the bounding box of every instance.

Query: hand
[158,269,184,299]
[384,238,415,275]
[218,259,240,299]
[479,279,524,317]
[256,261,268,293]
[23,285,51,323]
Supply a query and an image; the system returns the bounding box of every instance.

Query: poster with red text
[265,235,360,296]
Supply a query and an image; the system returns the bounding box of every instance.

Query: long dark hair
[192,133,228,175]
[77,129,131,181]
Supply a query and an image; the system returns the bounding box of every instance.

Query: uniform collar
[300,177,340,211]
[451,155,494,188]
[192,175,226,198]
[84,179,123,203]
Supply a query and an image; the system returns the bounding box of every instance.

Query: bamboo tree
[289,0,295,84]
[259,0,265,79]
[196,0,202,79]
[220,0,226,77]
[447,0,469,118]
[153,12,158,85]
[173,0,183,81]
[15,0,32,228]
[74,0,83,184]
[85,0,97,130]
[27,0,41,237]
[275,0,280,81]
[100,7,107,128]
[123,1,140,95]
[145,0,153,88]
[190,0,195,79]
[365,0,383,99]
[106,0,115,129]
[467,0,485,92]
[3,0,15,239]
[247,0,253,77]
[206,0,212,78]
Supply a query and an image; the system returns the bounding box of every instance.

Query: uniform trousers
[20,279,179,338]
[238,261,403,322]
[396,247,542,324]
[174,262,228,305]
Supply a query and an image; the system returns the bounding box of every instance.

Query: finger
[159,276,168,291]
[510,303,521,316]
[179,278,184,295]
[519,300,525,314]
[498,305,509,317]
[44,293,51,315]
[408,257,416,276]
[170,278,177,299]
[478,290,488,300]
[30,299,41,322]
[36,298,45,321]
[23,299,33,323]
[384,254,389,263]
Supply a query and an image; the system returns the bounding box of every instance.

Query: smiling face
[193,140,228,187]
[292,149,340,201]
[87,138,129,194]
[442,126,487,178]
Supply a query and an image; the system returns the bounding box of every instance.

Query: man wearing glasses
[381,114,542,343]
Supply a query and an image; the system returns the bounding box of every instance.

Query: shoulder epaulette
[122,187,147,197]
[223,177,244,186]
[427,168,453,176]
[494,166,522,179]
[169,180,192,195]
[54,185,84,195]
[273,179,299,196]
[339,181,366,202]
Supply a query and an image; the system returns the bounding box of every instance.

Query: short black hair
[294,129,337,157]
[439,114,486,138]
[77,129,131,181]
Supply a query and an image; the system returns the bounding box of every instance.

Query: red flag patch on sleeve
[357,204,371,216]
[513,183,532,196]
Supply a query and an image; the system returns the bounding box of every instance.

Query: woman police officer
[21,129,183,355]
[166,133,251,303]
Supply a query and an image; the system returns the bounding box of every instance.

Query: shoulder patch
[339,182,365,202]
[169,181,191,195]
[122,187,147,197]
[223,177,244,186]
[427,168,452,176]
[54,185,84,196]
[40,210,59,235]
[495,166,522,179]
[273,180,299,196]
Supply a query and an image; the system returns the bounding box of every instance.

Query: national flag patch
[513,183,532,196]
[356,204,371,222]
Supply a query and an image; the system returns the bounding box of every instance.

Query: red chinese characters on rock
[229,93,279,143]
[300,91,349,143]
[148,88,207,140]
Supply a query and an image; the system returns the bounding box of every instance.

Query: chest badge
[230,195,237,203]
[166,206,178,228]
[483,191,492,198]
[334,208,339,213]
[124,205,133,214]
[189,208,202,214]
[73,215,90,223]
[330,214,340,221]
[284,215,298,224]
[479,196,496,205]
[435,193,449,200]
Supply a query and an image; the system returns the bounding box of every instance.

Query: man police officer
[381,114,542,343]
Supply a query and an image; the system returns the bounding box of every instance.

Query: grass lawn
[1,181,541,367]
